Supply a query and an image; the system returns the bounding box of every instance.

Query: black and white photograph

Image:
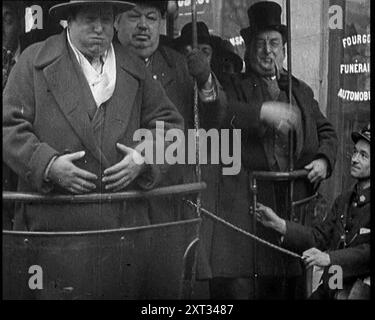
[2,0,371,306]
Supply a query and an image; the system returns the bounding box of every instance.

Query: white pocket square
[360,228,371,235]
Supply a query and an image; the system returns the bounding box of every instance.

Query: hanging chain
[193,82,202,218]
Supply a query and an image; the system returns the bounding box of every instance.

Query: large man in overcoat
[3,0,184,232]
[205,2,338,299]
[114,1,229,283]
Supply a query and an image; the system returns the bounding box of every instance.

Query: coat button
[153,75,158,80]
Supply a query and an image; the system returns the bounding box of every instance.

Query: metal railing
[249,169,319,298]
[2,183,206,300]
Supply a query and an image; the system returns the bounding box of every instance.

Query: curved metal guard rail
[251,169,309,182]
[2,182,206,204]
[2,218,202,237]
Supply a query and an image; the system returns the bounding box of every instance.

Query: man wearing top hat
[256,124,370,300]
[206,1,338,299]
[3,0,184,232]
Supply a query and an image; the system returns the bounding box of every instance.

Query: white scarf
[67,30,116,108]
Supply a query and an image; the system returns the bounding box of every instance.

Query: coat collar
[352,184,371,207]
[35,31,146,81]
[34,31,146,167]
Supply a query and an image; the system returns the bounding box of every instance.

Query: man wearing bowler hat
[114,2,230,284]
[3,0,184,232]
[206,1,338,299]
[174,21,243,83]
[256,124,370,299]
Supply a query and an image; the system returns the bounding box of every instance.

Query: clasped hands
[48,143,146,194]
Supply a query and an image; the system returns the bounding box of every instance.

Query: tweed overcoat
[3,31,184,232]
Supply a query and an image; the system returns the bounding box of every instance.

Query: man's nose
[264,42,272,54]
[93,18,104,33]
[137,16,148,30]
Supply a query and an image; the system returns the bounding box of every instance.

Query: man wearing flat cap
[3,0,184,232]
[256,124,370,299]
[206,1,338,299]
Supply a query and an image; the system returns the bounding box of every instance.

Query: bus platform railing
[2,183,206,300]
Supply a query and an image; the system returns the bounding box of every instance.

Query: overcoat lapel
[291,81,308,151]
[240,74,263,104]
[39,32,110,167]
[101,43,143,157]
[151,48,174,88]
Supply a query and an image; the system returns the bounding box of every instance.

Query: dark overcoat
[3,31,184,232]
[144,45,227,279]
[284,186,370,279]
[200,71,338,279]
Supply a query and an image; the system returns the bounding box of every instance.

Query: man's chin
[350,168,361,179]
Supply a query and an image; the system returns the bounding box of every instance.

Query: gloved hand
[260,101,299,135]
[186,48,212,88]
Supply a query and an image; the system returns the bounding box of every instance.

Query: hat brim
[173,35,212,50]
[352,132,370,144]
[221,50,244,72]
[240,25,288,45]
[49,1,135,20]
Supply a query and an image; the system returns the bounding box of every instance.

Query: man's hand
[260,101,299,135]
[305,158,329,187]
[302,248,331,269]
[49,151,98,194]
[186,48,212,88]
[102,143,146,192]
[255,203,287,235]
